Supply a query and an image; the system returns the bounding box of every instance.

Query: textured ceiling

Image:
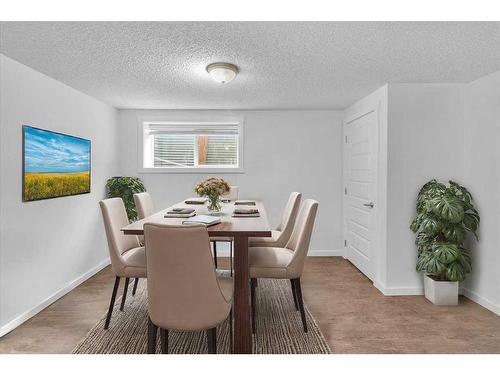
[1,22,499,109]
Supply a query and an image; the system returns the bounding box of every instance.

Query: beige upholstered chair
[99,198,147,329]
[134,192,155,219]
[249,199,318,333]
[145,223,233,354]
[221,186,239,202]
[133,191,154,248]
[211,186,239,274]
[249,192,302,248]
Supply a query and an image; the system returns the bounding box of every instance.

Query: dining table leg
[232,235,252,354]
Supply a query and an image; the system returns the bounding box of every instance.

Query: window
[141,121,243,172]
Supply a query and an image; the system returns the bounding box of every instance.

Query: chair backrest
[222,186,239,201]
[99,198,141,275]
[285,199,319,278]
[144,223,231,331]
[275,192,302,246]
[133,192,155,219]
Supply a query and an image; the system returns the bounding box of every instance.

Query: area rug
[72,278,331,354]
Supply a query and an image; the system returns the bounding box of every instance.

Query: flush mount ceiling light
[206,62,238,84]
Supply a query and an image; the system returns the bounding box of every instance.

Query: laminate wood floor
[1,257,499,353]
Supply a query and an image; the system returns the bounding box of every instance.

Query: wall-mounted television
[23,126,91,201]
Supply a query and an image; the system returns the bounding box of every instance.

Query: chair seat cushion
[248,230,281,247]
[249,246,294,279]
[121,246,147,277]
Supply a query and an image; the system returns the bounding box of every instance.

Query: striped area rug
[72,278,331,354]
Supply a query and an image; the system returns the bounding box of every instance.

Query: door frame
[342,98,382,282]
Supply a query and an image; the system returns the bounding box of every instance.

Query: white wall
[117,110,343,253]
[0,55,119,335]
[385,83,465,294]
[461,71,500,314]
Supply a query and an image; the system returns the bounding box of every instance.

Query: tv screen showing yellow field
[23,126,90,201]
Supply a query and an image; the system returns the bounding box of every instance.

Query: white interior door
[344,110,378,281]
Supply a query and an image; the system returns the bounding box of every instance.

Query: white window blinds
[204,135,238,166]
[143,121,240,169]
[153,134,195,167]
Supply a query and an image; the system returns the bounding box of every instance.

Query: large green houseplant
[106,176,146,222]
[410,179,479,283]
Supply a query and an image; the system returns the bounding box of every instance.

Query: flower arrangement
[194,177,230,212]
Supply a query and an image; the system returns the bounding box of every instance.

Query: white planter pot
[423,274,459,305]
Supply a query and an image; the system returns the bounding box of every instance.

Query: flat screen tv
[23,125,91,201]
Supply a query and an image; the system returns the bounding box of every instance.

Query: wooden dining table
[121,199,272,354]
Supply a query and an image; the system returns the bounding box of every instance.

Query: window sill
[138,167,245,174]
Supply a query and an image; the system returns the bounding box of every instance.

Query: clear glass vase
[207,195,222,214]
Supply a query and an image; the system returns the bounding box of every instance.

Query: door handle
[363,202,375,208]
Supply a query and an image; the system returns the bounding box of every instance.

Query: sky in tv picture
[24,127,90,173]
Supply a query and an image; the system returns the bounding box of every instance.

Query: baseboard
[460,287,500,316]
[373,280,424,296]
[374,282,500,315]
[308,249,344,257]
[0,258,111,337]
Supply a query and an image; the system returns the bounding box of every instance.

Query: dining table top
[121,199,272,238]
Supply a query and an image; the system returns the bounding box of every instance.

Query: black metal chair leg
[212,241,218,268]
[147,317,158,354]
[104,277,120,329]
[160,329,169,354]
[120,277,130,311]
[290,279,299,311]
[293,278,308,333]
[206,327,217,354]
[251,278,257,334]
[132,278,139,296]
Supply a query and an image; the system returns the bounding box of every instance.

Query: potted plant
[106,176,146,222]
[194,177,230,214]
[410,180,479,305]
